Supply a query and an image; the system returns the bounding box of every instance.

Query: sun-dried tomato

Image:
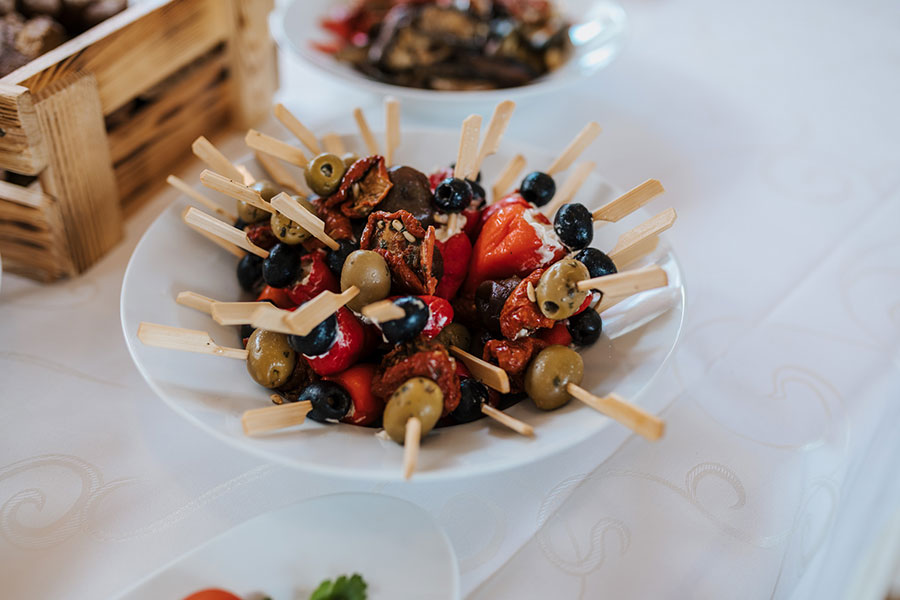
[372,337,461,416]
[499,269,555,340]
[324,156,393,218]
[483,337,548,390]
[312,197,354,242]
[275,356,319,402]
[244,222,278,250]
[360,209,439,295]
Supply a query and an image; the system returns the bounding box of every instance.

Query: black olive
[567,309,603,346]
[240,324,253,343]
[233,217,247,230]
[300,381,351,422]
[451,379,489,424]
[574,247,617,279]
[237,254,264,292]
[553,203,594,250]
[433,177,473,213]
[325,239,359,277]
[262,243,302,288]
[450,162,481,182]
[287,314,337,357]
[474,277,520,335]
[467,179,486,204]
[381,166,436,228]
[520,172,555,207]
[381,296,429,344]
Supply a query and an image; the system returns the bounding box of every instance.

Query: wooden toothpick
[361,299,405,322]
[254,151,308,196]
[167,175,237,222]
[176,291,217,315]
[491,153,526,201]
[566,385,665,440]
[472,100,516,176]
[577,264,668,295]
[353,108,379,156]
[284,287,360,336]
[200,169,274,215]
[546,122,602,176]
[321,132,346,155]
[273,104,322,155]
[183,207,269,258]
[454,115,483,180]
[384,97,401,166]
[481,404,534,437]
[608,208,677,263]
[182,208,245,258]
[403,416,421,480]
[449,346,510,393]
[245,130,308,168]
[593,179,665,223]
[541,161,595,217]
[270,192,340,251]
[191,136,244,183]
[242,401,313,435]
[137,322,248,360]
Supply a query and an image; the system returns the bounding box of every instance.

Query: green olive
[342,152,359,170]
[245,328,296,389]
[434,322,471,352]
[535,258,590,320]
[383,377,444,444]
[270,195,316,245]
[237,201,268,224]
[305,153,346,196]
[250,180,280,201]
[524,345,583,410]
[340,249,391,312]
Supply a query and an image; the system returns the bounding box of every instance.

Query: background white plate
[114,493,459,600]
[271,0,628,107]
[120,128,684,482]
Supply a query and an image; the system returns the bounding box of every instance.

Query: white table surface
[2,0,900,598]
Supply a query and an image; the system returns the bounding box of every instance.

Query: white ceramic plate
[271,0,628,106]
[121,128,684,482]
[114,493,459,600]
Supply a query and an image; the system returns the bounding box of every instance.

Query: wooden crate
[0,0,277,281]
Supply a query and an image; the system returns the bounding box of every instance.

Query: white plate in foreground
[121,128,684,482]
[114,493,459,600]
[272,0,628,106]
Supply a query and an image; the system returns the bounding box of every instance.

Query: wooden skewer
[137,322,248,360]
[361,299,405,322]
[270,192,340,250]
[200,169,274,214]
[577,264,668,295]
[245,130,308,168]
[593,179,665,223]
[353,108,379,156]
[183,207,269,258]
[454,114,483,180]
[284,287,360,336]
[210,301,272,325]
[235,164,256,186]
[473,100,516,176]
[481,404,534,437]
[254,151,308,196]
[182,208,245,258]
[610,235,660,270]
[321,132,346,155]
[449,346,510,394]
[273,103,322,155]
[546,122,602,176]
[167,175,237,222]
[403,416,421,480]
[491,153,526,201]
[384,97,401,166]
[566,385,665,440]
[191,136,243,183]
[242,401,313,435]
[541,161,595,217]
[608,208,677,263]
[176,291,216,315]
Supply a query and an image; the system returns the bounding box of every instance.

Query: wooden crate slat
[34,73,122,272]
[2,0,231,115]
[228,0,278,128]
[0,84,47,174]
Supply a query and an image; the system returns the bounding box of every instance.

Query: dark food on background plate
[319,0,572,90]
[182,573,368,600]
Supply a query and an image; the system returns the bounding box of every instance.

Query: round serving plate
[120,128,684,482]
[113,493,459,600]
[271,0,628,107]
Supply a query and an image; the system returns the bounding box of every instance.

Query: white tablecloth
[2,0,899,598]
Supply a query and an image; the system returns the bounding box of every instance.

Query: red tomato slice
[182,589,241,600]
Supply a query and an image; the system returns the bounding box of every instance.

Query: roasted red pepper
[325,363,383,426]
[305,307,366,376]
[286,250,339,305]
[463,196,566,295]
[256,285,294,309]
[434,232,472,300]
[499,269,555,340]
[360,209,439,295]
[372,337,461,416]
[244,221,279,250]
[312,197,355,242]
[536,321,573,346]
[325,156,393,218]
[483,337,549,390]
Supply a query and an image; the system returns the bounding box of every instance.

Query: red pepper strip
[573,292,596,316]
[372,338,461,416]
[536,321,573,346]
[463,198,566,296]
[483,337,549,391]
[462,206,482,240]
[325,363,383,426]
[324,156,393,218]
[244,221,279,250]
[434,232,472,300]
[256,285,294,309]
[360,210,439,295]
[312,197,355,242]
[305,307,365,376]
[286,251,339,305]
[499,269,555,340]
[428,166,454,192]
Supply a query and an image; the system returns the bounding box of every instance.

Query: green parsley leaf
[309,573,367,600]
